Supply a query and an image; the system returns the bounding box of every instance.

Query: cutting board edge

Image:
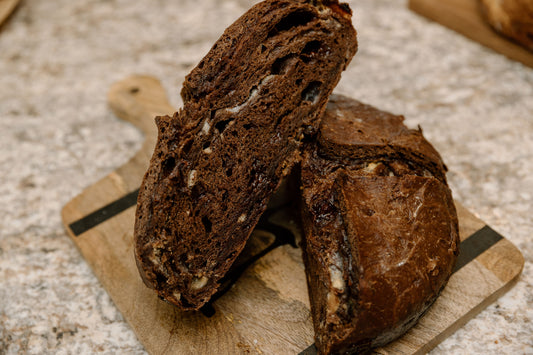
[416,263,522,355]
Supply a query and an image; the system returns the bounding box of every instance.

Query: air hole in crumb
[201,216,212,233]
[301,81,322,104]
[268,10,315,37]
[226,167,233,177]
[302,40,322,55]
[190,184,204,200]
[271,54,296,75]
[295,78,302,86]
[215,119,232,133]
[178,253,188,264]
[182,139,194,155]
[243,123,256,130]
[130,87,140,94]
[260,44,267,53]
[161,156,176,177]
[155,273,167,285]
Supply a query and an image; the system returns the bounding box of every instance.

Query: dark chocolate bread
[134,0,357,310]
[300,95,459,354]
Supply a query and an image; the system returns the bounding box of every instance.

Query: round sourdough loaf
[300,95,460,354]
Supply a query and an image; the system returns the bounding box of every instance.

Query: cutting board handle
[107,75,175,136]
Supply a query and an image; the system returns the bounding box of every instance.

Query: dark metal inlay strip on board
[452,225,503,273]
[69,188,139,236]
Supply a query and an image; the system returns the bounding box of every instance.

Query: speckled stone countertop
[0,0,531,354]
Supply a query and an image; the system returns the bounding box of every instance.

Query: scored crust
[300,95,460,354]
[134,0,357,310]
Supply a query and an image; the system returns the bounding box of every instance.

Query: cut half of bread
[134,0,357,310]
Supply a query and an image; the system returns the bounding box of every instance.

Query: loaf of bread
[479,0,533,51]
[134,0,357,310]
[300,95,460,354]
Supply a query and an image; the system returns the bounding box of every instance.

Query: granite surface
[0,0,532,354]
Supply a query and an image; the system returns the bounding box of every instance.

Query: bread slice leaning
[300,95,460,354]
[134,0,357,310]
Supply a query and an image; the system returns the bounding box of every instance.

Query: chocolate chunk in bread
[480,0,533,51]
[134,0,357,310]
[300,95,459,354]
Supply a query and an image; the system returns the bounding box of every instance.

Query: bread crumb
[202,120,210,134]
[365,162,379,172]
[327,292,340,313]
[191,275,209,290]
[329,252,345,291]
[187,170,197,188]
[237,214,247,223]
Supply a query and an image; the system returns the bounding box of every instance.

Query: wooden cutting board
[61,75,524,355]
[408,0,533,68]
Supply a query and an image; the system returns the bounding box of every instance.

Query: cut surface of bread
[300,95,459,354]
[134,0,357,310]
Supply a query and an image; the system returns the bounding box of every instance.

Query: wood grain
[0,0,19,28]
[61,75,524,355]
[409,0,533,68]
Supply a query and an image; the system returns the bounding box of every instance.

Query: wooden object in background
[409,0,533,68]
[61,75,524,355]
[0,0,19,28]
